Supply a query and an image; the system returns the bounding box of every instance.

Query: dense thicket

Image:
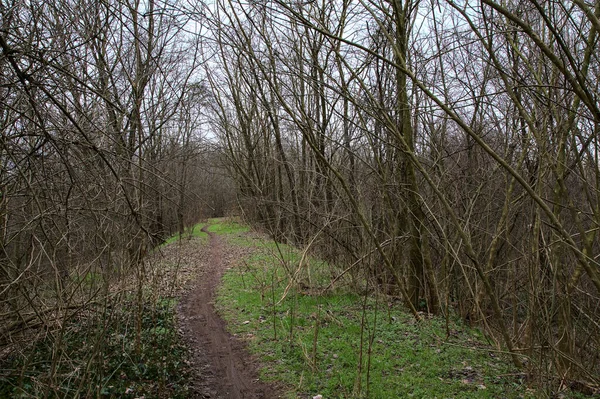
[200,0,600,391]
[0,0,231,394]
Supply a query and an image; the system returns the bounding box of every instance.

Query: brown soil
[177,228,282,399]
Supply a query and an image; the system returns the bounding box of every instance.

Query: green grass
[215,228,544,398]
[162,222,208,246]
[206,217,250,236]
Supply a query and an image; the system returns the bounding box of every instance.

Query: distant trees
[203,0,600,391]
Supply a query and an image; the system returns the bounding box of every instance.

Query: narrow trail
[178,227,280,399]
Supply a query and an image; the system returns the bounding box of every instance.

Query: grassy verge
[206,217,250,236]
[214,222,580,399]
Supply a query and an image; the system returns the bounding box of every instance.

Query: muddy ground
[173,228,282,399]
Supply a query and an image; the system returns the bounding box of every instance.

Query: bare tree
[202,0,600,390]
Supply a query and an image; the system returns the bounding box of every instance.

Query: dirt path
[178,228,280,399]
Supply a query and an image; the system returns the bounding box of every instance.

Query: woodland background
[1,0,599,393]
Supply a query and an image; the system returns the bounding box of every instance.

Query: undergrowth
[0,297,191,398]
[214,222,588,399]
[0,226,202,399]
[162,223,208,246]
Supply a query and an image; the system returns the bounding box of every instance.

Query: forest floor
[176,226,283,399]
[167,219,593,399]
[8,218,589,398]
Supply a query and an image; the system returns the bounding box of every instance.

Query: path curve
[178,227,279,398]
